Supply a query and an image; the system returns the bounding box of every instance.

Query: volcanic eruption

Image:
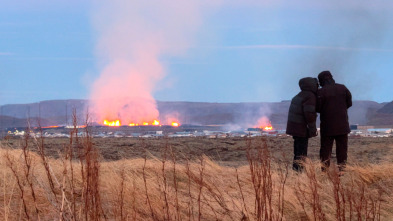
[89,0,211,127]
[255,116,274,131]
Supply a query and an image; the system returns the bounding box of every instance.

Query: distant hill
[367,101,393,126]
[377,101,393,114]
[0,100,87,128]
[0,99,86,118]
[348,100,384,125]
[157,101,290,126]
[0,99,390,129]
[0,116,51,129]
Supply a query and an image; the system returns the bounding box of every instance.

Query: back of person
[286,77,318,137]
[317,70,352,171]
[318,73,352,136]
[286,77,318,172]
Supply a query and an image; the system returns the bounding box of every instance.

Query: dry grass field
[1,129,393,220]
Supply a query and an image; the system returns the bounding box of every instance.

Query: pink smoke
[90,59,162,123]
[254,116,271,128]
[89,0,217,125]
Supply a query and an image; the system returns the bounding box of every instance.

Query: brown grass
[0,120,392,220]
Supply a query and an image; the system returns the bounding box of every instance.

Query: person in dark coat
[286,77,319,172]
[317,71,352,171]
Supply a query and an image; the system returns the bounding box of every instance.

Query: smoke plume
[280,1,393,100]
[89,0,213,124]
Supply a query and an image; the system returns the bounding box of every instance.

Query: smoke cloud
[89,0,216,124]
[279,1,393,100]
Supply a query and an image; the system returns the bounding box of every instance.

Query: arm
[345,86,352,109]
[303,93,317,137]
[316,90,321,113]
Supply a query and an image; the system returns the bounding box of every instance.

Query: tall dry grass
[0,118,392,220]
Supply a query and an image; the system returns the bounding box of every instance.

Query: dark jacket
[317,73,352,136]
[286,77,318,138]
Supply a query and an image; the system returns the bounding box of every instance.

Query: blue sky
[1,1,393,105]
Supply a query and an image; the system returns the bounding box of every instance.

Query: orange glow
[129,120,160,126]
[171,122,179,127]
[263,126,273,131]
[103,120,121,126]
[41,126,60,129]
[107,119,164,127]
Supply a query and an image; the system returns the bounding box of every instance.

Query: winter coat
[317,80,352,136]
[286,77,318,138]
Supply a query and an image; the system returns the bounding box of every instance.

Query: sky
[1,0,393,105]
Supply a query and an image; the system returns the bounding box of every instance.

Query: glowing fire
[103,120,121,126]
[103,119,179,127]
[41,126,61,129]
[255,116,273,131]
[128,120,160,126]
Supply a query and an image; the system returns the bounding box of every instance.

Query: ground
[3,136,393,166]
[1,135,393,220]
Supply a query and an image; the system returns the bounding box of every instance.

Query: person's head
[318,70,335,87]
[299,77,319,93]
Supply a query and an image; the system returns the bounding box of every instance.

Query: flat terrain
[3,136,393,166]
[1,135,393,220]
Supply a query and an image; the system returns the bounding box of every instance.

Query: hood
[299,77,318,93]
[318,70,335,86]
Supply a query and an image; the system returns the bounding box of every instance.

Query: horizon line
[0,98,389,106]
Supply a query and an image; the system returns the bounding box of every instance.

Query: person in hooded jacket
[286,77,319,172]
[317,71,352,171]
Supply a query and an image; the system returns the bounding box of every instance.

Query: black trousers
[293,136,308,172]
[320,134,348,170]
